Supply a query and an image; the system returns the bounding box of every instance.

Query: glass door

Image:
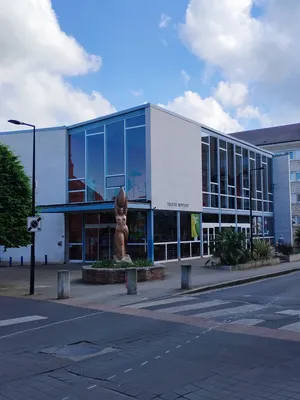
[85,224,115,261]
[85,228,99,261]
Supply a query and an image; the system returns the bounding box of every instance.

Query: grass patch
[91,258,154,269]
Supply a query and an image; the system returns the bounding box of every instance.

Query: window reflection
[87,134,104,201]
[106,121,125,175]
[69,133,85,179]
[126,126,146,199]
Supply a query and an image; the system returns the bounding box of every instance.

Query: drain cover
[40,341,117,361]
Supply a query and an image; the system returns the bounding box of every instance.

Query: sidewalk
[1,258,300,308]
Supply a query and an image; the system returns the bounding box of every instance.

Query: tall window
[86,134,104,201]
[210,136,218,183]
[106,121,125,176]
[68,132,85,202]
[126,126,146,199]
[202,142,209,192]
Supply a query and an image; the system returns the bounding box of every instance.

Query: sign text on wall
[167,202,189,208]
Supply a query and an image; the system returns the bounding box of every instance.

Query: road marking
[0,315,47,327]
[155,356,161,359]
[279,322,300,333]
[165,350,170,354]
[124,368,132,373]
[157,300,231,314]
[195,336,199,338]
[0,311,106,340]
[108,375,116,380]
[276,310,300,316]
[62,397,69,400]
[129,296,195,309]
[87,385,97,390]
[194,304,264,318]
[141,361,148,366]
[186,340,191,343]
[231,318,264,326]
[177,345,181,348]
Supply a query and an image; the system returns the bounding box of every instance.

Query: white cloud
[130,89,143,97]
[159,13,171,29]
[159,90,242,133]
[179,0,300,126]
[181,69,190,86]
[214,81,248,107]
[161,39,168,47]
[0,0,115,131]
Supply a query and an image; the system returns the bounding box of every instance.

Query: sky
[1,0,300,133]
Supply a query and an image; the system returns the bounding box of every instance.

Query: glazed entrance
[68,211,148,262]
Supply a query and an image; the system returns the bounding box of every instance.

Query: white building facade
[0,105,292,264]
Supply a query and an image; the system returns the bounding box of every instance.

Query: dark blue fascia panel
[39,202,150,213]
[68,104,149,135]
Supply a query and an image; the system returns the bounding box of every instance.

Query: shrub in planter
[295,227,300,248]
[212,228,250,266]
[279,243,294,256]
[253,239,273,261]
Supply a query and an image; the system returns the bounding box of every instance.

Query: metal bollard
[9,257,12,267]
[57,270,70,299]
[181,264,192,290]
[45,254,48,265]
[127,268,137,295]
[21,256,23,266]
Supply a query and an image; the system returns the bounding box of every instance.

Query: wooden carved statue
[113,187,132,263]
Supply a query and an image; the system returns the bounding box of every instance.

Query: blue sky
[1,1,299,133]
[51,0,210,109]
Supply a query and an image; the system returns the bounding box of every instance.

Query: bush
[295,227,300,248]
[212,228,250,266]
[91,258,153,269]
[253,239,273,261]
[278,243,294,256]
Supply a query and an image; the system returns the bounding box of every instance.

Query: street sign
[27,216,42,232]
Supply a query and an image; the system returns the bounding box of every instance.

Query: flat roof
[0,103,273,155]
[230,123,300,146]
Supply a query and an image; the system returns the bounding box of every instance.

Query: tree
[0,143,31,251]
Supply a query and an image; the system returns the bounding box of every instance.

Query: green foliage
[212,228,250,266]
[279,243,294,256]
[253,239,273,261]
[92,258,153,269]
[0,143,31,250]
[295,227,300,248]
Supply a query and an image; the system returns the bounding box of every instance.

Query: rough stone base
[82,265,165,284]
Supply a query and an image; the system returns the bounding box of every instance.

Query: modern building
[231,123,299,239]
[0,104,292,264]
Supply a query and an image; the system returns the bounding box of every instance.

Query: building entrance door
[85,223,116,261]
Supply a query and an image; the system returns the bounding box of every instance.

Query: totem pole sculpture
[113,187,132,263]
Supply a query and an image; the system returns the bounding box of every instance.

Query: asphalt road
[1,273,300,399]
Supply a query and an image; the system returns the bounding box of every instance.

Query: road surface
[1,272,300,399]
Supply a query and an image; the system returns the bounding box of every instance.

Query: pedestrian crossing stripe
[128,297,300,333]
[0,315,47,327]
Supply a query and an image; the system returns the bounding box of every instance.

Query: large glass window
[154,211,177,242]
[126,126,146,199]
[68,132,85,179]
[210,136,218,183]
[236,154,242,198]
[219,148,227,194]
[202,143,209,192]
[106,121,125,175]
[227,143,234,187]
[243,149,249,189]
[256,154,262,191]
[87,134,104,202]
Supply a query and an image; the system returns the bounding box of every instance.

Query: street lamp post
[8,119,36,295]
[249,166,265,258]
